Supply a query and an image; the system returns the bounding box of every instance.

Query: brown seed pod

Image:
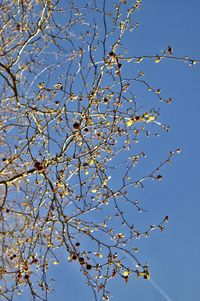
[34,161,45,171]
[79,257,85,264]
[86,264,92,270]
[71,254,78,260]
[73,122,80,130]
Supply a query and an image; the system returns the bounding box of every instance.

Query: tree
[0,1,198,300]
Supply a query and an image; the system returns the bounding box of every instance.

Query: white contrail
[125,254,173,301]
[149,278,173,301]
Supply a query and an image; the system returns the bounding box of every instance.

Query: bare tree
[0,1,198,300]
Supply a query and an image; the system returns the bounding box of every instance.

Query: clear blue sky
[15,1,200,300]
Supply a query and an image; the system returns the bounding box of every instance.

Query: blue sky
[46,1,200,301]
